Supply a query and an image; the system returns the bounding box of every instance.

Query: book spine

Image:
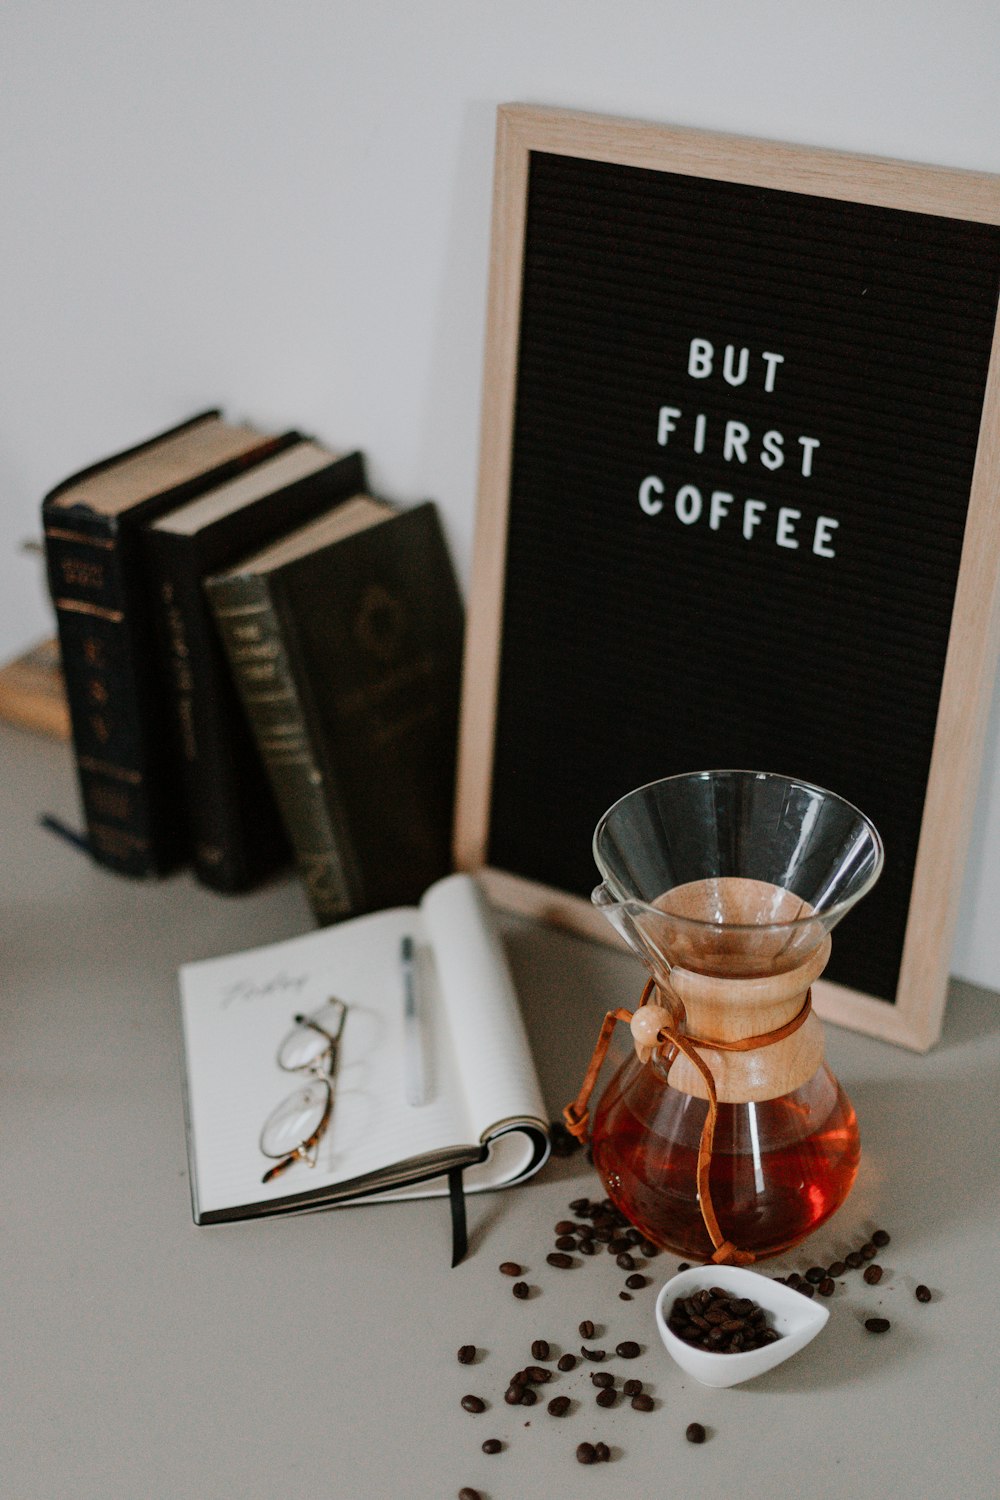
[206,571,357,922]
[43,514,185,875]
[146,533,290,892]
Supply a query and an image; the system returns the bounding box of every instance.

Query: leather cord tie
[563,978,813,1266]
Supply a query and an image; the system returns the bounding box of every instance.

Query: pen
[401,934,428,1107]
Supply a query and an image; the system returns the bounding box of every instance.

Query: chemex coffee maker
[565,770,883,1265]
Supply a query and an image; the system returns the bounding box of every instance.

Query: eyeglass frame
[259,997,348,1184]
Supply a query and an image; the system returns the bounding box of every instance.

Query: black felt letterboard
[461,109,1000,1042]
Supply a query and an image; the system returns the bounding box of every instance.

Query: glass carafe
[580,770,883,1263]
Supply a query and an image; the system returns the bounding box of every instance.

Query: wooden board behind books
[454,105,1000,1052]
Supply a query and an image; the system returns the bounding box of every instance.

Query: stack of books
[42,410,464,923]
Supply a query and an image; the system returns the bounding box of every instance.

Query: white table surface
[3,723,998,1500]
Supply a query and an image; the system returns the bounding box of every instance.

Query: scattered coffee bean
[616,1251,636,1270]
[458,1488,482,1500]
[526,1365,552,1384]
[621,1378,642,1398]
[555,1235,578,1252]
[578,1320,595,1339]
[557,1353,577,1372]
[619,1291,633,1301]
[795,1281,815,1299]
[591,1371,614,1388]
[546,1252,574,1269]
[640,1240,660,1256]
[625,1273,648,1289]
[615,1340,641,1359]
[531,1339,550,1361]
[569,1197,590,1214]
[579,1240,599,1256]
[686,1422,707,1444]
[461,1395,486,1414]
[504,1386,522,1406]
[547,1396,571,1417]
[499,1261,522,1276]
[519,1386,538,1406]
[864,1317,891,1334]
[554,1219,577,1234]
[845,1251,863,1269]
[481,1438,502,1455]
[632,1393,654,1412]
[512,1281,529,1299]
[510,1369,528,1386]
[581,1345,606,1361]
[457,1344,476,1364]
[805,1265,827,1284]
[818,1277,835,1296]
[596,1387,617,1408]
[915,1284,932,1303]
[860,1242,878,1261]
[828,1260,846,1278]
[594,1442,611,1462]
[872,1229,891,1247]
[677,1262,691,1272]
[863,1264,883,1285]
[576,1442,597,1465]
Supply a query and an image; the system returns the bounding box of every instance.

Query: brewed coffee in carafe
[568,772,883,1264]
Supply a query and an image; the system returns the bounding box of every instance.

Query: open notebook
[178,874,549,1253]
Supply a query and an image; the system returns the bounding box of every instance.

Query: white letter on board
[776,507,801,548]
[688,339,714,378]
[694,413,707,454]
[675,484,703,524]
[761,351,785,392]
[657,406,682,446]
[743,498,766,539]
[723,421,750,464]
[709,491,734,530]
[813,516,839,558]
[760,430,785,471]
[723,345,749,387]
[798,436,820,477]
[639,475,665,515]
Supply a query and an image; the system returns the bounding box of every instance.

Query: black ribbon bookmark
[448,1165,468,1267]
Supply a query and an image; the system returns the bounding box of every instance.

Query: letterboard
[455,106,1000,1050]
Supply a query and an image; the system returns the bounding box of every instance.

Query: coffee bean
[555,1235,578,1251]
[510,1369,528,1385]
[546,1252,573,1269]
[481,1438,502,1455]
[623,1378,643,1397]
[579,1240,599,1256]
[547,1395,571,1416]
[686,1421,707,1443]
[461,1395,485,1413]
[457,1344,476,1364]
[677,1262,691,1271]
[594,1442,611,1462]
[805,1265,826,1284]
[576,1442,597,1465]
[526,1365,552,1384]
[512,1281,529,1299]
[844,1251,862,1269]
[640,1240,660,1256]
[591,1371,614,1388]
[596,1387,617,1408]
[828,1260,846,1278]
[860,1242,877,1261]
[616,1251,636,1270]
[578,1320,595,1338]
[915,1284,932,1303]
[872,1229,891,1247]
[557,1353,577,1372]
[864,1317,891,1333]
[569,1197,590,1213]
[504,1386,521,1405]
[581,1345,606,1361]
[499,1261,522,1276]
[520,1386,538,1406]
[619,1291,633,1301]
[531,1339,550,1360]
[631,1393,654,1412]
[818,1277,836,1296]
[459,1488,482,1500]
[625,1273,648,1289]
[795,1281,815,1299]
[616,1340,641,1359]
[863,1264,883,1285]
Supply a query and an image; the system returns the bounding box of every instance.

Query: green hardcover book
[205,497,464,923]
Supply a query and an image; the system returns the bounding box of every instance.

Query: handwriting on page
[220,970,310,1008]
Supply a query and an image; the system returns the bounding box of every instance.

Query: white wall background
[3,0,1000,987]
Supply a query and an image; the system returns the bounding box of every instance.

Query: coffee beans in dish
[667,1287,780,1354]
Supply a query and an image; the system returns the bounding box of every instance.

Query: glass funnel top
[592,771,883,981]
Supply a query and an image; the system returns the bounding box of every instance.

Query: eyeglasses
[259,998,348,1184]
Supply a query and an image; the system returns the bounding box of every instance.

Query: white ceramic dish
[654,1264,829,1388]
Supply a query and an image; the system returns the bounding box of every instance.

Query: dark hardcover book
[205,497,464,923]
[42,411,282,876]
[141,440,367,892]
